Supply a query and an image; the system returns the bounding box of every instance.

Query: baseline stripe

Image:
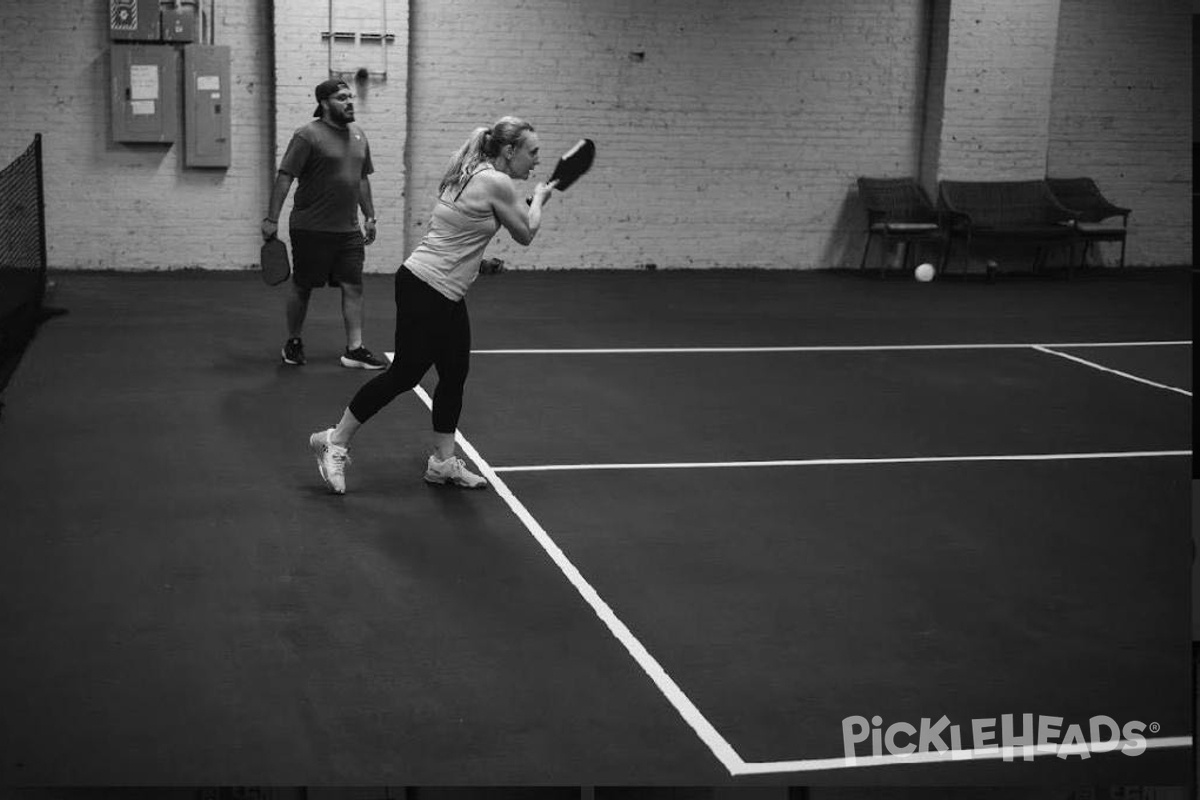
[471,340,1190,355]
[733,736,1194,775]
[1033,345,1192,397]
[493,450,1191,474]
[410,384,746,776]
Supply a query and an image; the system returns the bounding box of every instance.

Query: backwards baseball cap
[313,79,349,117]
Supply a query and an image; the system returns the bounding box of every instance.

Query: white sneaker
[424,454,488,489]
[309,428,350,494]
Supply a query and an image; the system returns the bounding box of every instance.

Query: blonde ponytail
[439,126,490,196]
[438,117,536,196]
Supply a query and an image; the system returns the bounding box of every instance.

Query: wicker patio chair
[938,180,1079,278]
[856,177,949,276]
[1046,177,1131,268]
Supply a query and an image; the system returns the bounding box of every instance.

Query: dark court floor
[0,266,1191,791]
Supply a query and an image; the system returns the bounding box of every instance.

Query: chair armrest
[1042,189,1079,224]
[937,203,973,229]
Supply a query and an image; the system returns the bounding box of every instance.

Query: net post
[34,133,47,307]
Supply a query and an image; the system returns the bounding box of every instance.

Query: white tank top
[404,167,501,301]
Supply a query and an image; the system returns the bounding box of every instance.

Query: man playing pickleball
[262,79,387,370]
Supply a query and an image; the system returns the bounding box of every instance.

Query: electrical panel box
[183,45,231,168]
[110,44,178,143]
[109,0,161,41]
[161,5,198,42]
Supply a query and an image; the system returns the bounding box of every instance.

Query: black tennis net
[0,134,50,401]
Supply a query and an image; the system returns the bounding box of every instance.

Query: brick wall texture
[0,2,273,270]
[1047,0,1193,266]
[937,0,1064,181]
[0,1,1190,270]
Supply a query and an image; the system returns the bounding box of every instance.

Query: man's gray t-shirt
[279,119,373,232]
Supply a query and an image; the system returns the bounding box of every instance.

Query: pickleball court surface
[0,267,1191,787]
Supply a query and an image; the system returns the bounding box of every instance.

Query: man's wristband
[263,217,277,223]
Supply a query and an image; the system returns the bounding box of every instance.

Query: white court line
[735,736,1195,775]
[399,358,1194,775]
[1033,345,1192,397]
[493,450,1191,474]
[471,340,1190,355]
[409,384,746,776]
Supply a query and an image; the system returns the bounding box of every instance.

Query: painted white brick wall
[405,0,932,270]
[936,0,1063,181]
[271,0,409,274]
[0,2,1189,270]
[1047,0,1193,266]
[0,2,272,271]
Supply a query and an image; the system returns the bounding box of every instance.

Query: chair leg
[965,237,976,280]
[1118,237,1126,269]
[964,237,987,281]
[937,237,951,275]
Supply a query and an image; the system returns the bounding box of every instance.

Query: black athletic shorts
[289,229,365,288]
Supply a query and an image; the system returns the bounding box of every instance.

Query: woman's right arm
[488,173,554,246]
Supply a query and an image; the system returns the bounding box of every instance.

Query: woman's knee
[435,364,469,396]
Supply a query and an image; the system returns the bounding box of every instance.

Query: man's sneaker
[424,454,488,489]
[340,346,388,370]
[309,428,350,494]
[282,337,306,365]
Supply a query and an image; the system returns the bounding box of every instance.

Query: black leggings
[347,266,471,433]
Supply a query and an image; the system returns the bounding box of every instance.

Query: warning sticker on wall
[130,100,156,116]
[197,76,220,91]
[130,64,159,100]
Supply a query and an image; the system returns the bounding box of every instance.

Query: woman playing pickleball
[308,116,556,494]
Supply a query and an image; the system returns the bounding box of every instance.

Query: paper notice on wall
[130,65,159,100]
[197,76,220,91]
[130,100,156,116]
